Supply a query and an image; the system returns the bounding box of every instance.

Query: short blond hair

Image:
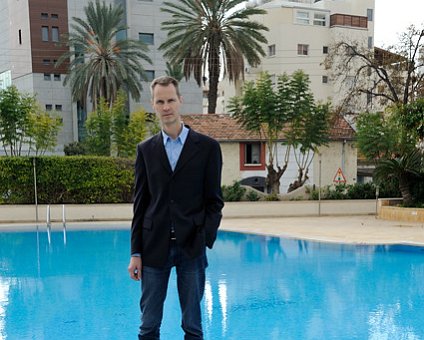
[150,76,181,98]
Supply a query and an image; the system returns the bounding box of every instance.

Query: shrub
[346,182,375,199]
[246,189,260,201]
[0,156,134,204]
[222,181,246,202]
[264,193,279,201]
[324,184,347,200]
[64,142,87,156]
[307,181,402,200]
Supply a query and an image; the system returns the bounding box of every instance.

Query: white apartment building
[0,0,202,155]
[216,0,375,114]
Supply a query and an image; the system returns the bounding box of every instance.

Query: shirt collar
[162,124,189,145]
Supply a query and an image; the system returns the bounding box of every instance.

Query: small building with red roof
[182,114,356,194]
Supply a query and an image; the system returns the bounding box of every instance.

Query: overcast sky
[374,0,424,47]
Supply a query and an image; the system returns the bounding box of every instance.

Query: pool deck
[220,215,424,246]
[0,201,423,246]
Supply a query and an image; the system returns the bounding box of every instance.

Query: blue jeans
[138,242,208,340]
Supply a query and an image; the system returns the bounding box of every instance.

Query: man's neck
[163,121,182,140]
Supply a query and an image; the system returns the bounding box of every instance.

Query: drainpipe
[341,139,346,175]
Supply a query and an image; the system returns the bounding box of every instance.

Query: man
[128,76,224,339]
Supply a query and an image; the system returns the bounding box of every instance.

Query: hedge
[0,156,134,204]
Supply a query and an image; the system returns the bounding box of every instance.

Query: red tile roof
[181,114,355,142]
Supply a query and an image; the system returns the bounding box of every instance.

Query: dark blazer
[130,128,224,267]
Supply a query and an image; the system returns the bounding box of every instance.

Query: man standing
[128,76,224,339]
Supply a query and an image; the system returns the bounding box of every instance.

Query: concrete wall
[221,142,241,186]
[313,140,357,187]
[0,200,377,223]
[378,199,424,223]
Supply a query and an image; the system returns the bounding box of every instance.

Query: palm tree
[165,61,184,82]
[56,0,152,109]
[159,0,268,113]
[373,149,422,206]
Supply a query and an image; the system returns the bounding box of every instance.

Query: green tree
[159,0,268,113]
[110,92,128,156]
[356,112,399,161]
[373,149,422,206]
[121,109,148,158]
[0,86,37,156]
[356,99,424,205]
[84,93,148,157]
[397,98,424,150]
[85,97,113,156]
[28,109,63,156]
[229,72,289,194]
[165,61,184,82]
[229,71,329,194]
[284,71,331,192]
[56,0,152,109]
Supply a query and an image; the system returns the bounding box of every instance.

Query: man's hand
[128,256,142,281]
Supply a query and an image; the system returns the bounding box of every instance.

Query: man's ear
[179,96,183,104]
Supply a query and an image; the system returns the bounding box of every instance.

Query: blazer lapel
[173,129,200,176]
[152,133,172,174]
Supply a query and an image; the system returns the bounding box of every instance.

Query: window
[44,73,51,80]
[51,14,59,19]
[45,104,52,111]
[245,143,260,164]
[43,59,50,65]
[42,26,49,42]
[297,44,309,56]
[55,104,62,111]
[74,45,84,62]
[296,11,310,25]
[313,13,326,26]
[268,44,276,57]
[19,29,22,45]
[41,13,48,19]
[367,8,373,21]
[52,27,59,42]
[240,143,265,170]
[322,75,328,84]
[145,70,155,81]
[139,33,154,45]
[54,74,61,81]
[368,36,373,49]
[322,46,328,54]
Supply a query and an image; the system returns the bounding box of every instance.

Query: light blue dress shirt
[162,125,189,171]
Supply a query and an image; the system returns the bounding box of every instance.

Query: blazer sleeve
[203,139,224,249]
[130,143,150,255]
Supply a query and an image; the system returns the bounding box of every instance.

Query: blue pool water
[0,228,424,340]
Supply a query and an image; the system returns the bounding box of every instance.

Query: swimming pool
[0,228,423,339]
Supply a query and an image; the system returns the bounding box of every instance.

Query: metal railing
[46,204,67,245]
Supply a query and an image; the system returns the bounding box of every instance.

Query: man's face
[151,84,183,126]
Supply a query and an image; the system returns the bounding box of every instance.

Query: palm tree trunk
[399,177,413,206]
[207,39,220,114]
